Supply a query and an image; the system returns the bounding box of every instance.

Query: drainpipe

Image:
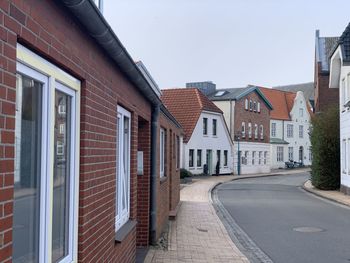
[229,99,232,135]
[150,105,160,245]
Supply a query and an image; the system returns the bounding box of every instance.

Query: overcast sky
[104,0,350,90]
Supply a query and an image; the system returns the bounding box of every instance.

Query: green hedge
[180,168,193,179]
[310,106,340,190]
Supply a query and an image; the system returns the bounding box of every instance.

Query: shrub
[180,168,193,179]
[310,106,340,190]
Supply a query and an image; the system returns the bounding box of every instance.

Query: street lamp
[234,132,241,175]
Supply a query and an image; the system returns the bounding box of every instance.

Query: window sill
[189,167,195,170]
[115,220,137,243]
[160,176,168,184]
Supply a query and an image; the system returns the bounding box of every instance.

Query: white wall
[183,111,234,175]
[213,100,235,136]
[233,142,270,174]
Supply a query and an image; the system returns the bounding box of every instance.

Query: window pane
[52,90,71,262]
[13,74,42,263]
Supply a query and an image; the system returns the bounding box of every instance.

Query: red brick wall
[136,118,151,247]
[156,113,181,240]
[234,92,270,143]
[0,0,154,262]
[314,61,339,113]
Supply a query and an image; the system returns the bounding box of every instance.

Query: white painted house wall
[183,111,233,175]
[213,100,235,135]
[269,92,312,169]
[330,46,350,189]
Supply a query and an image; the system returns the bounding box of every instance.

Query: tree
[310,106,340,190]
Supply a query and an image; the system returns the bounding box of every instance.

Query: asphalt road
[216,173,350,263]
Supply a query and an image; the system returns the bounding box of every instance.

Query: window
[215,90,226,97]
[258,151,262,164]
[299,125,303,138]
[197,149,202,167]
[252,151,256,165]
[14,47,79,263]
[257,102,261,113]
[342,139,347,174]
[271,123,276,137]
[254,124,258,139]
[203,118,208,135]
[260,125,263,140]
[212,119,217,136]
[253,101,257,112]
[299,108,303,117]
[244,151,249,165]
[277,146,284,162]
[264,151,267,164]
[248,122,252,138]
[116,106,131,231]
[224,150,228,167]
[189,149,194,167]
[249,99,253,111]
[176,136,180,169]
[59,123,65,134]
[245,99,248,110]
[348,139,350,174]
[160,128,166,178]
[241,122,246,138]
[287,124,293,138]
[288,147,294,161]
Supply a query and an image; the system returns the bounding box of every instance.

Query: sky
[104,0,350,90]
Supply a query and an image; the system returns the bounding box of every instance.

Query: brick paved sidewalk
[144,175,249,263]
[303,180,350,207]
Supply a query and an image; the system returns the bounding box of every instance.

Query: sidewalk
[145,175,249,263]
[303,180,350,207]
[145,168,310,263]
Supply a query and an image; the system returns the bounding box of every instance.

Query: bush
[310,106,340,190]
[180,168,193,179]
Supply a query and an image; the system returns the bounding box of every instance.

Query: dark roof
[330,23,350,62]
[208,86,273,110]
[273,82,314,101]
[315,30,339,72]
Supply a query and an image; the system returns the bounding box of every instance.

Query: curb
[302,180,350,208]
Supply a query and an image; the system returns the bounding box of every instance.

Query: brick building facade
[314,30,339,113]
[0,1,181,262]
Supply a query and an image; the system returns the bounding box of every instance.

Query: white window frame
[59,123,65,134]
[249,99,253,111]
[264,151,267,165]
[277,146,284,162]
[271,123,276,137]
[189,149,194,167]
[260,125,263,140]
[203,118,208,135]
[197,149,202,167]
[288,147,293,161]
[254,124,258,139]
[299,108,303,117]
[287,124,293,138]
[224,150,228,167]
[258,151,262,165]
[257,102,261,113]
[160,128,165,178]
[342,139,347,174]
[245,99,248,110]
[212,119,217,136]
[299,125,303,138]
[16,44,80,263]
[248,122,252,138]
[252,151,255,165]
[116,106,131,231]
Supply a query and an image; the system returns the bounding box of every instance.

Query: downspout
[150,105,160,245]
[282,120,285,140]
[229,99,232,135]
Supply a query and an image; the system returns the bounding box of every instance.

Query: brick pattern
[314,62,339,113]
[0,0,159,262]
[156,113,181,241]
[234,92,270,143]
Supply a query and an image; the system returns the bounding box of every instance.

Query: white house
[260,87,313,169]
[329,23,350,194]
[161,88,234,175]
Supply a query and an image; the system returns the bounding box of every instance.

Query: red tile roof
[260,87,313,120]
[161,88,222,142]
[259,87,296,120]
